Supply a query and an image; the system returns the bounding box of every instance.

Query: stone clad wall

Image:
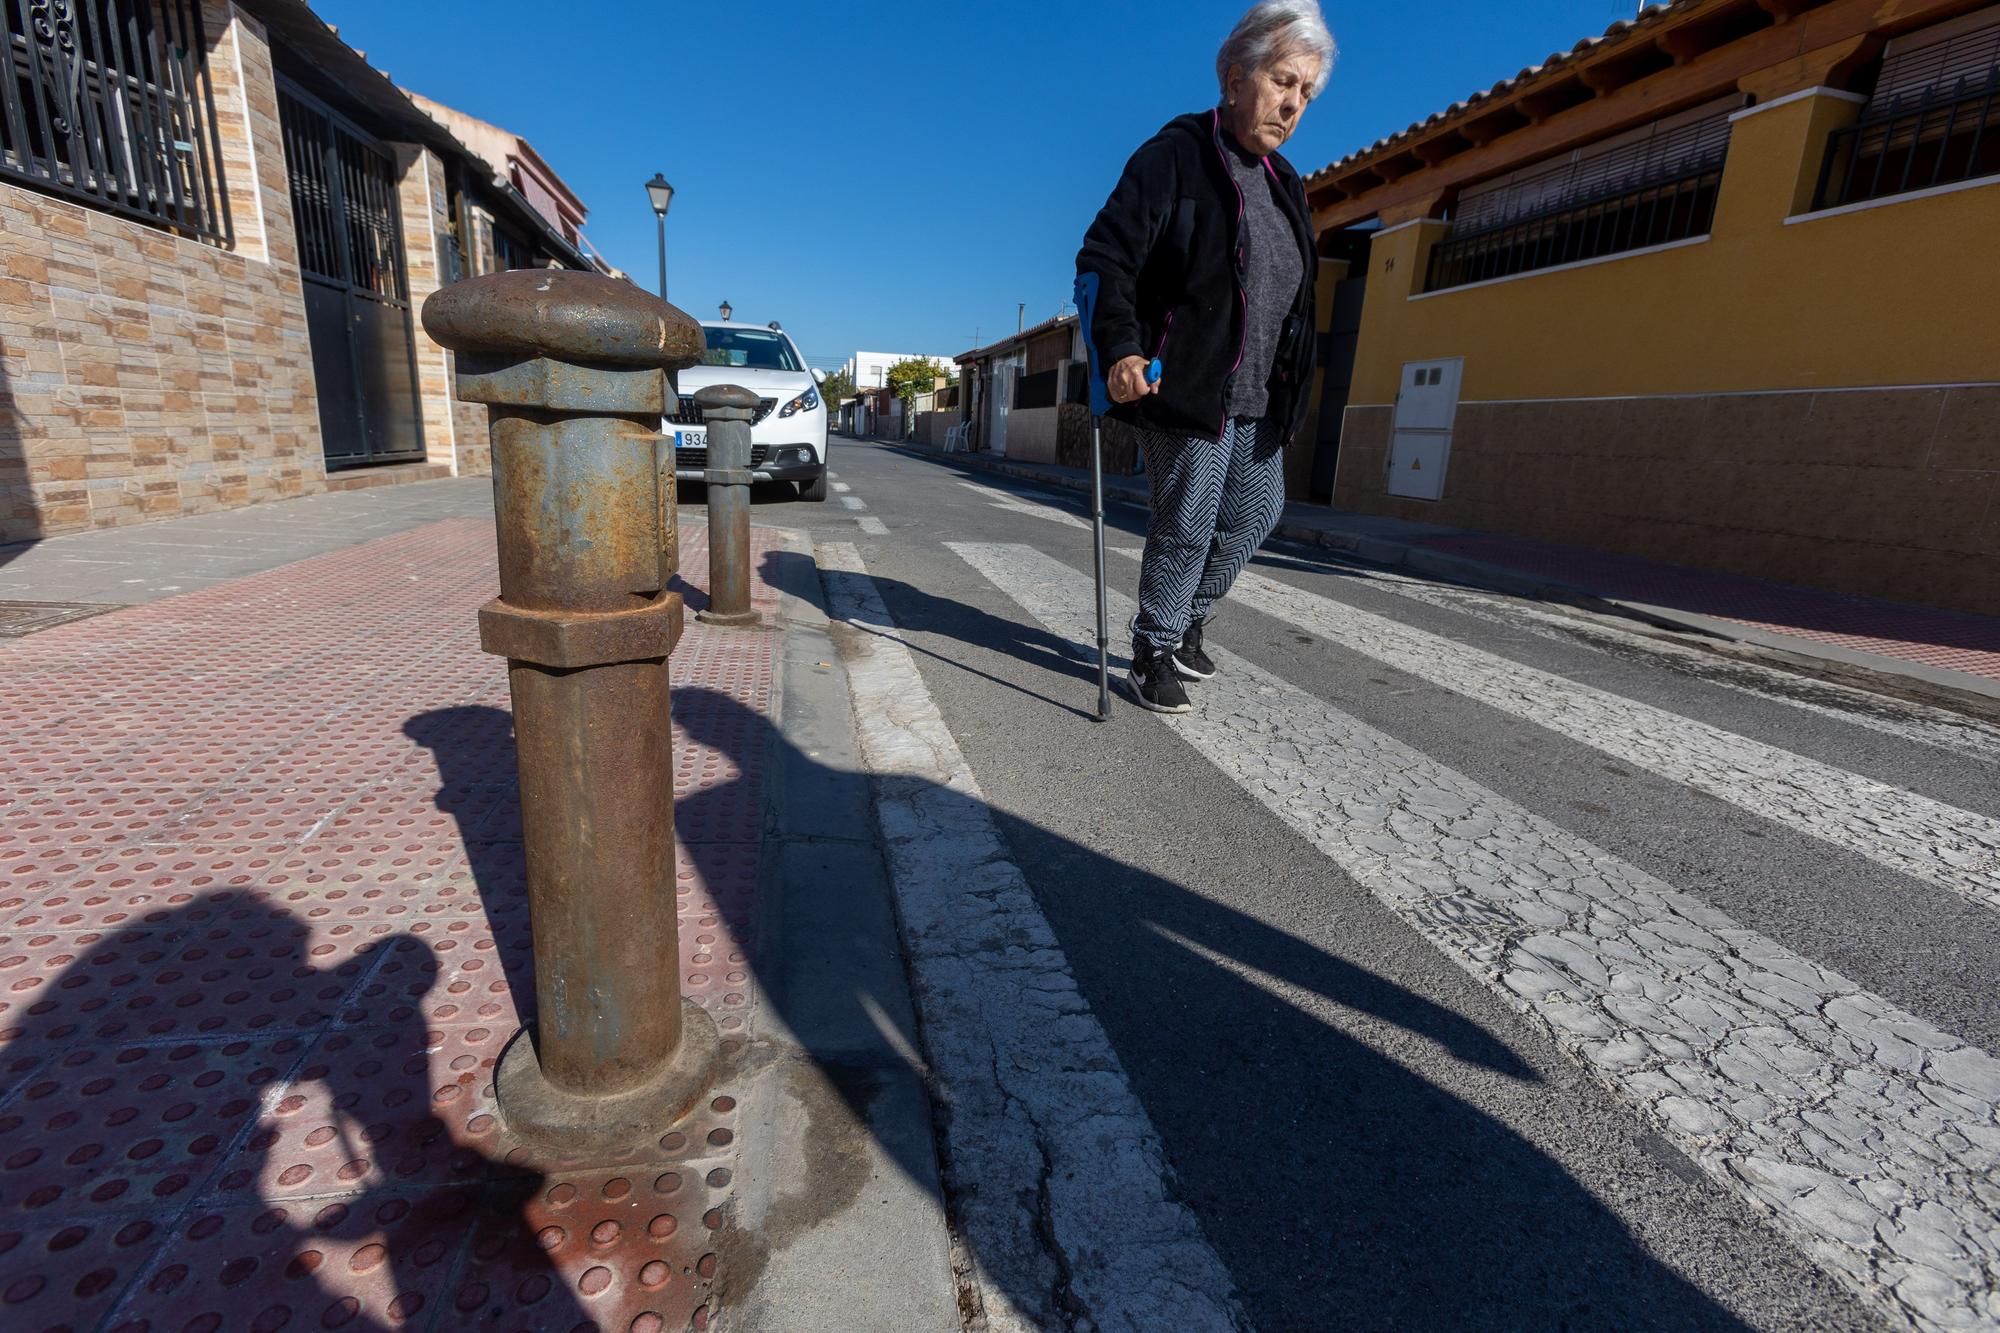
[0,1,324,544]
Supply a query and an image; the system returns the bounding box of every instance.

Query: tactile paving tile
[0,517,781,1328]
[0,1036,306,1216]
[104,1188,485,1332]
[215,1022,742,1203]
[10,845,286,931]
[446,1156,737,1333]
[0,1209,169,1331]
[0,785,208,850]
[340,917,537,1030]
[0,917,391,1050]
[256,839,527,922]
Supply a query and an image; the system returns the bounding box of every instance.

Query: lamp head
[644,173,674,216]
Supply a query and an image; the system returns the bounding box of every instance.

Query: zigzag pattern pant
[1133,417,1286,652]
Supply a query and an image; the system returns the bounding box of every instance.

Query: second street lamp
[645,173,674,300]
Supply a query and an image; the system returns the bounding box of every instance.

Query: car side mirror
[812,368,826,385]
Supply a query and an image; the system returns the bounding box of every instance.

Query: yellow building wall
[1329,87,2000,614]
[1347,93,2000,406]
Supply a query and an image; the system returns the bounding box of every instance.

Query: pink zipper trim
[1212,110,1250,437]
[1153,310,1174,359]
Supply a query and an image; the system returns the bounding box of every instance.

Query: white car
[669,321,829,501]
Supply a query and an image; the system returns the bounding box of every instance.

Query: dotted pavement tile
[0,517,782,1326]
[0,1036,306,1217]
[103,1187,484,1333]
[445,1155,739,1333]
[0,917,393,1051]
[0,1211,168,1332]
[211,1019,743,1213]
[13,845,287,932]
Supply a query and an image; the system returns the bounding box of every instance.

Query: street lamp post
[719,300,732,322]
[644,173,674,300]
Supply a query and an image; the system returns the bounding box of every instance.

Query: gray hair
[1216,1,1337,100]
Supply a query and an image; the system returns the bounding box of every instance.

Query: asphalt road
[687,436,2000,1333]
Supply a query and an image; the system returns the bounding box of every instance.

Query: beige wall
[1004,406,1061,464]
[0,2,325,543]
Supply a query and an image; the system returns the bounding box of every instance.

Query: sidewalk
[0,488,954,1330]
[898,441,2000,709]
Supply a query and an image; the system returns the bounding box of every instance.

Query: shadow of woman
[0,897,586,1331]
[401,677,1755,1329]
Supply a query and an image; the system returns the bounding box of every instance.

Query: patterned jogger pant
[1133,417,1287,652]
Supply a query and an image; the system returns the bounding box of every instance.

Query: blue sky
[316,1,1642,369]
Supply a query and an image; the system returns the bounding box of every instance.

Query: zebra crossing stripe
[816,541,1247,1333]
[955,474,2000,767]
[953,539,2000,1333]
[1109,552,2000,917]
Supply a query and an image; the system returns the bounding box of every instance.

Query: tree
[820,369,854,405]
[886,357,949,410]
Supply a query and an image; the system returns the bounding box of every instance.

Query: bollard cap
[692,385,761,411]
[422,270,704,369]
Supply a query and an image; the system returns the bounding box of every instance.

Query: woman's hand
[1108,356,1159,405]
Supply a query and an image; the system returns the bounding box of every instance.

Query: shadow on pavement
[3,904,584,1332]
[389,659,1757,1329]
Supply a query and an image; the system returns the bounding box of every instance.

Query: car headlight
[779,386,820,418]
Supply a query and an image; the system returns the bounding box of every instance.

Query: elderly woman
[1077,0,1334,713]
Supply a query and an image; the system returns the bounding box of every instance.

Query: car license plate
[677,429,705,450]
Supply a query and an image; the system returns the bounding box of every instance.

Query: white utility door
[1387,357,1463,501]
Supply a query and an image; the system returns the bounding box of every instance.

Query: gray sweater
[1224,139,1305,421]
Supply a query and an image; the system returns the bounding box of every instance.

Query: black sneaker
[1126,641,1193,713]
[1173,619,1217,681]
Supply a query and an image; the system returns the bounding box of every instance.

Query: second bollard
[695,385,760,627]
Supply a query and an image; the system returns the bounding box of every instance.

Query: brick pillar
[392,144,461,473]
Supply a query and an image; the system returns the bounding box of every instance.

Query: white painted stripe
[955,540,2000,1333]
[816,542,1245,1333]
[1114,552,2000,915]
[839,495,866,511]
[832,481,852,493]
[856,515,888,536]
[954,478,2000,766]
[959,480,1091,530]
[1338,564,2000,768]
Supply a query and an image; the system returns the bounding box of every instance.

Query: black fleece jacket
[1076,110,1318,443]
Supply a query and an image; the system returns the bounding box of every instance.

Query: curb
[879,437,2000,721]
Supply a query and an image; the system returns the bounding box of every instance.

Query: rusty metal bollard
[694,385,759,627]
[421,270,718,1151]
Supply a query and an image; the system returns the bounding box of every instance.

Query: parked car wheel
[798,467,829,502]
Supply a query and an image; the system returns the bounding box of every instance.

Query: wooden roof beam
[1517,78,1595,124]
[1755,0,1817,19]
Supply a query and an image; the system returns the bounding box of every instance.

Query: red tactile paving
[1413,531,2000,683]
[0,516,779,1329]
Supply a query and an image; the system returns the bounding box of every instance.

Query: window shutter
[1454,94,1744,234]
[1873,6,2000,109]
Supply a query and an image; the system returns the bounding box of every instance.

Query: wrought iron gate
[277,80,424,469]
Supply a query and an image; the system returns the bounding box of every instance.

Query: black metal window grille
[278,86,405,300]
[1,0,227,241]
[492,221,534,273]
[1813,66,2000,210]
[1425,155,1724,292]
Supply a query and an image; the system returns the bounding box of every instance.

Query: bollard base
[494,999,721,1155]
[695,607,765,628]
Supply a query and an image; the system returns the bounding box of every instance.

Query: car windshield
[701,327,801,372]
